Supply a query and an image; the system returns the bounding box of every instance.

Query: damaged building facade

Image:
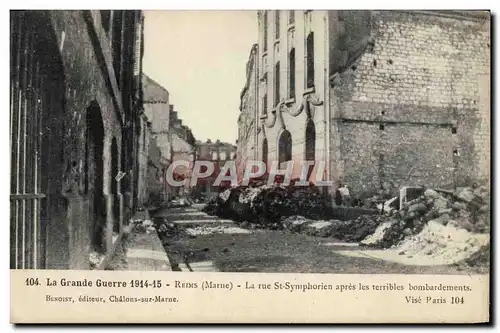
[241,10,490,196]
[197,139,237,196]
[142,74,172,203]
[170,108,197,196]
[10,10,146,269]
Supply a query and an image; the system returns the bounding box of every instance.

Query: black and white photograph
[9,9,491,280]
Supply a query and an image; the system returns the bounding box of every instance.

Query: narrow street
[151,204,471,275]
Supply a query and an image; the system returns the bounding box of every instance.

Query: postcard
[9,9,491,324]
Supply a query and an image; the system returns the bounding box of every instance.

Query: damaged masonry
[10,10,490,275]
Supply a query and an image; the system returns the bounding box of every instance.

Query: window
[212,151,218,160]
[220,151,227,160]
[289,10,295,25]
[289,48,295,99]
[274,61,280,107]
[263,11,268,52]
[306,32,315,89]
[263,93,268,115]
[278,130,292,164]
[305,119,316,179]
[262,139,268,166]
[275,10,280,39]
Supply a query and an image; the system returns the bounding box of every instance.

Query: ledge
[287,24,295,31]
[273,39,280,45]
[260,114,269,120]
[285,97,296,105]
[261,50,268,58]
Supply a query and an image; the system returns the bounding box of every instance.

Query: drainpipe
[323,13,331,193]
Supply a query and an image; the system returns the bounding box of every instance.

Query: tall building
[241,10,490,196]
[237,44,259,181]
[10,10,145,269]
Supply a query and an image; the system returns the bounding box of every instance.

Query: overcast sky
[143,10,258,144]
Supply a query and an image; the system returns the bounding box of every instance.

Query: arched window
[306,32,315,88]
[278,130,292,164]
[289,48,295,99]
[305,119,316,179]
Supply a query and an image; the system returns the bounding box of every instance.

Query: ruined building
[142,74,172,203]
[196,139,237,196]
[239,10,490,196]
[10,10,146,269]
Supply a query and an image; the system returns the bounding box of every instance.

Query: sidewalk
[126,210,172,271]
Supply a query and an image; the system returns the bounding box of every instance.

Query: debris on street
[357,185,490,267]
[198,183,490,270]
[89,251,105,270]
[203,184,330,226]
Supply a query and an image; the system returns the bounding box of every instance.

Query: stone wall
[47,10,127,269]
[256,10,329,181]
[330,11,490,196]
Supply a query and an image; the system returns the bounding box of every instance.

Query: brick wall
[330,11,490,196]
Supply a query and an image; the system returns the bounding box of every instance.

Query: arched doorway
[278,130,292,165]
[305,119,316,179]
[86,102,105,254]
[10,11,66,269]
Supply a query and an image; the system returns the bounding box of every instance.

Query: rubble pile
[395,220,490,265]
[367,186,490,249]
[462,243,490,269]
[155,218,194,244]
[89,252,105,270]
[282,215,384,242]
[329,215,386,242]
[202,184,331,228]
[133,219,156,234]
